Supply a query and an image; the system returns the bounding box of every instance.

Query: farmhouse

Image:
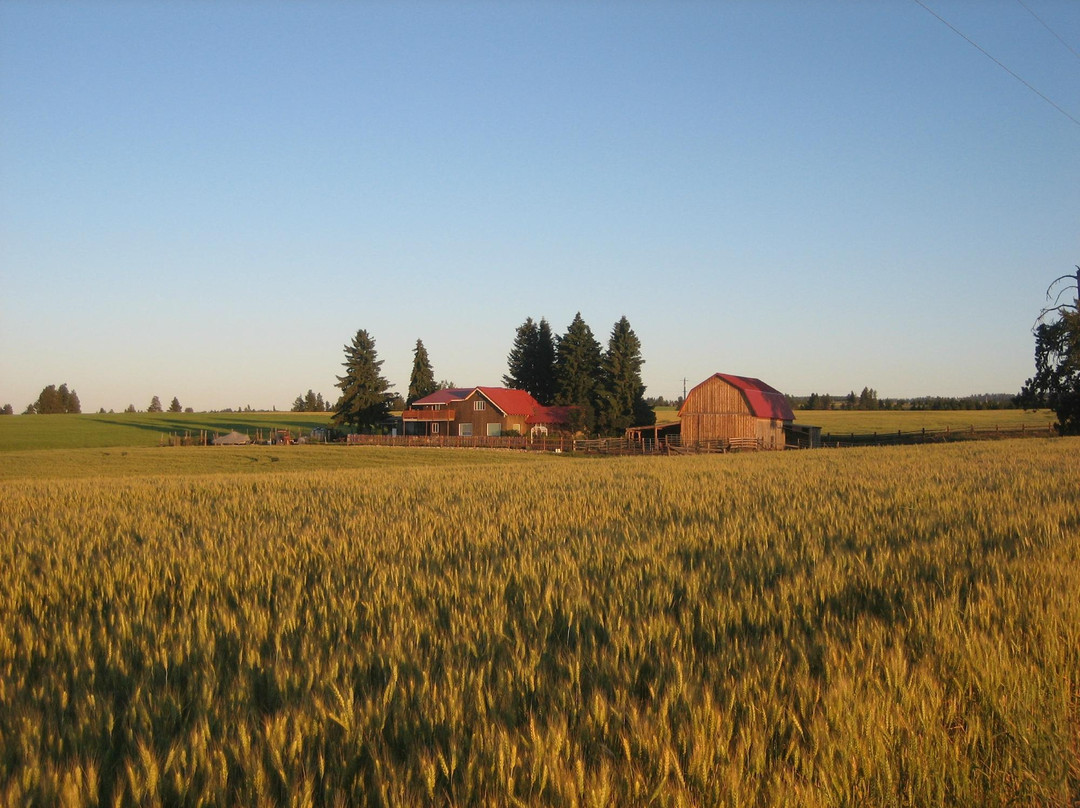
[402,387,573,438]
[678,373,794,449]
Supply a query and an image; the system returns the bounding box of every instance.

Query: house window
[431,423,439,434]
[473,400,485,410]
[458,423,473,437]
[486,423,501,437]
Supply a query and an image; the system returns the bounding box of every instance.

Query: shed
[212,430,251,446]
[678,373,794,450]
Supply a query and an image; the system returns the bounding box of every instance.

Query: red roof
[472,387,541,416]
[411,388,472,406]
[527,405,576,425]
[412,386,573,425]
[680,373,795,421]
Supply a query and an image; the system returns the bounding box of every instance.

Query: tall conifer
[599,315,654,434]
[407,339,437,408]
[533,318,557,406]
[555,312,603,433]
[333,329,393,431]
[504,318,538,393]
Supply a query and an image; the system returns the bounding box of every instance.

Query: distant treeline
[791,389,1019,411]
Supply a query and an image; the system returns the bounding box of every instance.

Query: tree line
[794,390,1022,412]
[329,313,656,436]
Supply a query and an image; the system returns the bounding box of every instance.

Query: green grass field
[0,411,333,452]
[793,408,1055,435]
[651,406,1053,434]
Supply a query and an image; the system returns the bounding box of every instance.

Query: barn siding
[680,375,789,448]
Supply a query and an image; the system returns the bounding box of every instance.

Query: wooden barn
[678,373,794,450]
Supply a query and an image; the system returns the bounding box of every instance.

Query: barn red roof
[472,387,541,416]
[527,405,576,425]
[681,373,795,421]
[411,388,473,406]
[411,386,573,425]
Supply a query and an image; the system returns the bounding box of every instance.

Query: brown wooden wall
[448,398,526,436]
[681,376,786,449]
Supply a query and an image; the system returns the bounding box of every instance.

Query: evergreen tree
[148,396,163,413]
[293,390,327,412]
[503,318,557,405]
[598,316,654,435]
[534,318,557,406]
[503,318,538,393]
[407,339,437,408]
[0,404,12,415]
[125,404,137,413]
[168,397,183,413]
[333,329,393,432]
[1018,306,1080,434]
[32,383,81,414]
[554,312,604,433]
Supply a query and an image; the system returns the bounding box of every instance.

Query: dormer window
[473,400,485,411]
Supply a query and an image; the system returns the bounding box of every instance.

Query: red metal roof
[472,387,541,416]
[411,386,572,424]
[527,405,575,425]
[410,388,473,407]
[680,373,795,421]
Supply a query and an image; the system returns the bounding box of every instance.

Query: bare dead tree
[1035,265,1080,327]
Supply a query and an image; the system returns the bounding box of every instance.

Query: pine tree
[555,312,604,433]
[168,397,183,413]
[598,316,654,435]
[32,383,81,414]
[534,318,557,406]
[333,329,393,431]
[504,317,557,405]
[504,318,538,393]
[304,390,319,412]
[407,339,437,408]
[148,396,163,413]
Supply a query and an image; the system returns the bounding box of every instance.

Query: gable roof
[680,373,795,421]
[472,387,541,416]
[410,385,573,424]
[410,388,473,406]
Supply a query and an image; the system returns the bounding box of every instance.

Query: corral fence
[819,422,1056,448]
[344,433,764,455]
[346,434,570,452]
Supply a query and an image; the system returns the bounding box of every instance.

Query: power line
[912,0,1080,130]
[1015,0,1080,63]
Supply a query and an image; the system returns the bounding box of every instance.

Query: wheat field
[1,440,1078,806]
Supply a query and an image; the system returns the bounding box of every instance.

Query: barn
[678,373,794,450]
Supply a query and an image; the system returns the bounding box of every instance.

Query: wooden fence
[343,433,764,455]
[819,422,1056,448]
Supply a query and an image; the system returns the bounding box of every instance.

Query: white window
[431,423,439,434]
[486,423,501,437]
[473,400,485,411]
[458,423,473,437]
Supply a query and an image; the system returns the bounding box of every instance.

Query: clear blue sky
[2,1,1078,412]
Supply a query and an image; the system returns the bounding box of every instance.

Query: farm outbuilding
[212,430,251,446]
[678,373,794,450]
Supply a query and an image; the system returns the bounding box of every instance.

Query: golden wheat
[0,440,1077,806]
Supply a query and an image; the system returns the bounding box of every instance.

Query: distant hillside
[0,412,332,452]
